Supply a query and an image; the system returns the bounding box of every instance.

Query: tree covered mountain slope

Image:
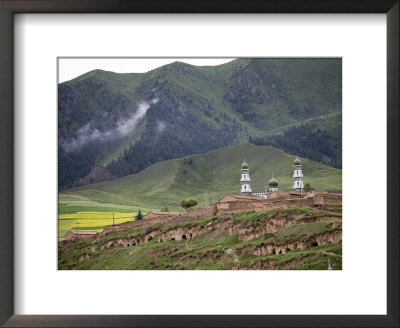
[58,58,341,190]
[249,118,342,169]
[59,143,342,210]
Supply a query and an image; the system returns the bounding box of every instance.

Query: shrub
[135,208,144,220]
[180,198,198,211]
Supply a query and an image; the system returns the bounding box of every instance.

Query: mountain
[58,58,342,190]
[59,143,342,210]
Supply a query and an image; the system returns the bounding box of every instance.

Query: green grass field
[58,201,155,240]
[60,143,342,211]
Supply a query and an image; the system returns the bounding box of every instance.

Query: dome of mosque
[268,177,279,187]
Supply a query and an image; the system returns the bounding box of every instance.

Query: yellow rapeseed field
[58,211,136,240]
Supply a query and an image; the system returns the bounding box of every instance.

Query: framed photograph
[0,1,398,327]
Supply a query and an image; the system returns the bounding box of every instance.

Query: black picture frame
[0,1,398,327]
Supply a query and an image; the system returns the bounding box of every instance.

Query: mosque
[240,157,304,198]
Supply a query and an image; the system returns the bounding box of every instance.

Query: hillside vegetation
[249,118,342,169]
[59,58,341,190]
[58,207,342,270]
[60,143,342,210]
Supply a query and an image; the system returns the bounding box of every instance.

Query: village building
[215,191,341,214]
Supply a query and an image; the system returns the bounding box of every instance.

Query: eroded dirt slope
[58,206,342,270]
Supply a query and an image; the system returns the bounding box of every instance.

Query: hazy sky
[58,58,235,83]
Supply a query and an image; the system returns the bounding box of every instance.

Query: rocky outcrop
[84,213,341,254]
[239,229,342,257]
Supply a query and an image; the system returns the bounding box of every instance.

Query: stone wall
[267,191,292,199]
[217,203,230,210]
[220,197,314,214]
[180,205,218,219]
[314,193,342,207]
[216,192,341,214]
[265,197,315,210]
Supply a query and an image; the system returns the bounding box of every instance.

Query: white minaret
[240,160,252,195]
[293,158,304,191]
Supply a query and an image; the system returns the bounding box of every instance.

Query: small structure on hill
[144,211,181,220]
[293,158,304,191]
[267,176,279,192]
[216,191,341,213]
[64,230,98,240]
[240,160,252,195]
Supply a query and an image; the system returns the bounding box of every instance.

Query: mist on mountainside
[58,58,341,191]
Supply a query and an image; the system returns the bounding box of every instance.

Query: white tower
[240,161,252,195]
[293,158,304,191]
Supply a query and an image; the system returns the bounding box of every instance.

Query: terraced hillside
[58,206,342,270]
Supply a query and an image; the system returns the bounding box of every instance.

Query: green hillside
[58,207,342,270]
[59,58,341,190]
[59,143,342,210]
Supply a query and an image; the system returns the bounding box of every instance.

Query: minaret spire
[240,160,252,195]
[293,157,304,192]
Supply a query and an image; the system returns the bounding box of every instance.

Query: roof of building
[241,161,249,170]
[268,177,279,187]
[230,194,263,200]
[294,158,301,165]
[218,194,262,203]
